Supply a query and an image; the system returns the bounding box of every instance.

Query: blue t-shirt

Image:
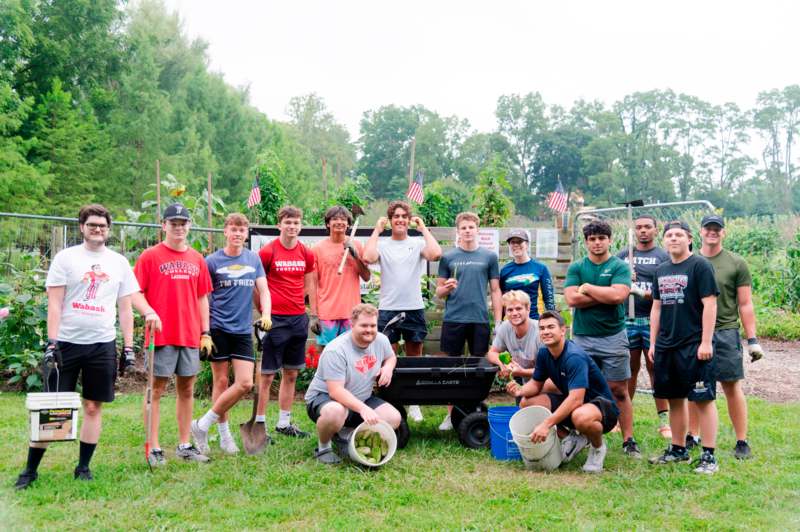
[532,340,619,416]
[499,259,555,319]
[437,247,500,324]
[206,249,265,334]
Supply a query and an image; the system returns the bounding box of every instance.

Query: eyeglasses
[84,223,109,230]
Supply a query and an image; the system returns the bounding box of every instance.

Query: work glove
[309,314,322,335]
[344,241,358,259]
[199,333,216,361]
[746,338,764,362]
[255,315,272,332]
[629,284,646,298]
[119,346,136,376]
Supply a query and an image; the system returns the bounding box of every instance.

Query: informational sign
[456,228,499,256]
[535,228,559,259]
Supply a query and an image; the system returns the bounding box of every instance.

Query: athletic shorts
[653,342,716,402]
[51,341,116,403]
[625,318,651,351]
[316,319,351,346]
[573,330,631,381]
[378,309,427,344]
[547,393,619,434]
[261,314,308,374]
[440,322,490,356]
[306,393,387,427]
[209,329,254,362]
[151,345,200,378]
[713,329,744,382]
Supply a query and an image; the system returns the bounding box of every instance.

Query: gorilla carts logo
[354,354,377,374]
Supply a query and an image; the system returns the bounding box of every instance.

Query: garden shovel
[337,204,365,275]
[240,326,269,455]
[620,199,644,319]
[144,325,156,471]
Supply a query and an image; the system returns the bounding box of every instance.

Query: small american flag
[406,171,424,204]
[546,181,568,213]
[247,177,261,209]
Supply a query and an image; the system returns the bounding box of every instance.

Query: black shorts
[209,329,254,362]
[547,393,619,434]
[305,393,387,427]
[440,322,490,356]
[51,341,117,403]
[653,342,717,402]
[378,309,427,344]
[261,314,308,374]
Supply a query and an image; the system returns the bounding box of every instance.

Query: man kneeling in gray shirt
[304,304,400,464]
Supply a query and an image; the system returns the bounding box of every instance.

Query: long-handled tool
[240,325,269,455]
[337,204,365,275]
[620,199,644,319]
[144,325,156,471]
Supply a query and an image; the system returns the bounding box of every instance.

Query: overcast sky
[164,0,798,139]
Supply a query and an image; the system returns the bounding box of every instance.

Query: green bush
[755,305,800,340]
[724,217,780,257]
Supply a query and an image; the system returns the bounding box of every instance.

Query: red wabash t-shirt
[258,239,315,316]
[134,243,213,347]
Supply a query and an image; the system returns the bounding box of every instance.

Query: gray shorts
[713,329,744,382]
[149,345,200,378]
[573,330,631,382]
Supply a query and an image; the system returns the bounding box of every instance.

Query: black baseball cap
[506,229,530,242]
[662,220,691,235]
[700,214,725,228]
[163,203,191,221]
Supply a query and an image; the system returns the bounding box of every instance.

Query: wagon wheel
[450,402,487,432]
[458,412,490,449]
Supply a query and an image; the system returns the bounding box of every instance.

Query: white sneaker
[408,405,424,422]
[582,441,607,473]
[191,419,211,455]
[438,414,453,431]
[219,435,239,455]
[561,431,589,463]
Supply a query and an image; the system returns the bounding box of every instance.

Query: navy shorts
[547,393,619,434]
[653,342,716,402]
[625,318,651,351]
[52,341,117,403]
[306,393,387,427]
[210,329,254,362]
[440,322,490,356]
[261,314,308,374]
[378,309,427,344]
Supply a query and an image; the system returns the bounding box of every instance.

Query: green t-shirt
[565,256,631,336]
[703,248,751,330]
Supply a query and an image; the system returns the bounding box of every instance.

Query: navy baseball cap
[662,220,691,235]
[163,203,191,221]
[700,214,725,228]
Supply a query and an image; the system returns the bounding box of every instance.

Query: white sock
[255,415,266,423]
[276,410,291,428]
[217,421,231,438]
[198,410,220,432]
[318,440,331,451]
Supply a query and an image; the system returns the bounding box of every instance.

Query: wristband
[47,338,57,346]
[201,330,210,336]
[747,337,759,345]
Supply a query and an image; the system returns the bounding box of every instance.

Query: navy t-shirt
[532,340,619,416]
[206,248,265,334]
[616,247,670,318]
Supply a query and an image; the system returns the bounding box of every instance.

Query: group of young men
[14,199,760,487]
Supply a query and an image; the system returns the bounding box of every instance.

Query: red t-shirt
[134,243,213,347]
[258,239,315,316]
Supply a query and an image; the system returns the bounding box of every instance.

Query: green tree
[472,157,513,227]
[252,150,288,225]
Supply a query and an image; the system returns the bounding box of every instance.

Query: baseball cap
[163,203,191,221]
[662,220,691,235]
[506,229,530,242]
[700,214,725,228]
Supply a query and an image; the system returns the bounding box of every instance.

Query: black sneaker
[685,434,701,450]
[14,470,38,490]
[74,466,93,481]
[649,447,690,465]
[275,423,310,438]
[693,450,719,474]
[734,440,753,460]
[314,447,341,465]
[622,438,643,459]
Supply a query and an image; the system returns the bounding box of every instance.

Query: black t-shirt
[616,247,670,318]
[652,254,719,349]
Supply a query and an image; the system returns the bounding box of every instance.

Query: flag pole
[156,160,161,242]
[408,136,416,187]
[207,172,213,253]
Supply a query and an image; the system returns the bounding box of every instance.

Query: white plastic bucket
[509,406,563,471]
[348,420,397,467]
[26,392,81,442]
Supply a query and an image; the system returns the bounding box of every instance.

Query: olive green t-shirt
[565,256,631,336]
[703,248,751,330]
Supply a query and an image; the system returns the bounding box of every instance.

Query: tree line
[2,0,799,222]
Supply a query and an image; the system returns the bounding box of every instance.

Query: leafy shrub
[724,217,780,257]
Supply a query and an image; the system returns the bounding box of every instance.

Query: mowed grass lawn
[0,391,798,531]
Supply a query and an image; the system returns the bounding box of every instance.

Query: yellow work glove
[255,315,272,332]
[199,333,216,361]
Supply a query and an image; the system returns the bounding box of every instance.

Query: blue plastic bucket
[488,406,521,460]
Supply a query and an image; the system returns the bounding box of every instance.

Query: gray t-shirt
[616,247,670,318]
[491,319,543,369]
[377,237,427,311]
[304,331,395,403]
[438,247,500,323]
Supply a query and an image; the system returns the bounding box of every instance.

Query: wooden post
[207,172,213,253]
[408,136,416,186]
[156,160,161,242]
[322,157,328,203]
